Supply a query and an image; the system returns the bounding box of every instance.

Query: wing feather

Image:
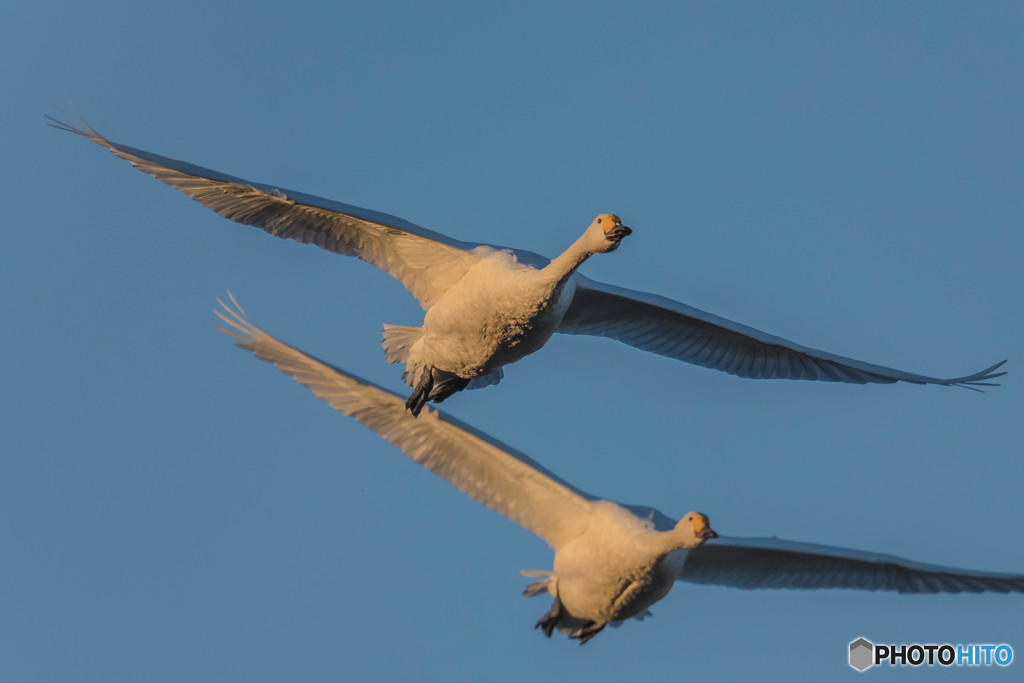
[679,536,1024,594]
[215,294,595,548]
[48,110,479,308]
[560,276,1007,388]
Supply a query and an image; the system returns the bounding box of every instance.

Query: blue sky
[4,2,1023,680]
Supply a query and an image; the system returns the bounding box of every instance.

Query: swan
[49,111,1006,416]
[215,294,1024,644]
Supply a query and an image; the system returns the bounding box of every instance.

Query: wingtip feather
[46,102,104,140]
[950,359,1008,390]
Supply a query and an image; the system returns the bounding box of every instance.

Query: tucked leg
[427,368,470,404]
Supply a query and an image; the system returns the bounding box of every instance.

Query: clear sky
[4,2,1023,681]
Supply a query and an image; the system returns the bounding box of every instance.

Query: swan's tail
[521,569,555,598]
[381,324,423,365]
[382,324,427,388]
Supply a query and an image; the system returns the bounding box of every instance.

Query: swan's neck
[656,528,698,556]
[541,235,594,286]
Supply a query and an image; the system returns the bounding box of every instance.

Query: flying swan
[215,295,1024,644]
[50,111,1006,415]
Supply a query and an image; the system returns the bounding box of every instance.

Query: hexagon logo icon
[849,637,874,671]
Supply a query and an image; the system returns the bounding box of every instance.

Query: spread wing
[48,110,480,308]
[678,536,1024,594]
[559,276,1006,388]
[216,294,595,548]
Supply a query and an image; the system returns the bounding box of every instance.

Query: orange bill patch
[601,214,622,233]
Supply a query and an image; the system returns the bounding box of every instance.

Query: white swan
[216,295,1024,644]
[50,111,1006,415]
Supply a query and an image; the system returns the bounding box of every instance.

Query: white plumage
[50,111,1006,415]
[216,295,1024,644]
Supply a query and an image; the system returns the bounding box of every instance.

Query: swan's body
[216,296,1024,644]
[52,110,1006,415]
[546,501,702,630]
[387,244,585,410]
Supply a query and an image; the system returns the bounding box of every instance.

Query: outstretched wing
[559,276,1006,388]
[49,110,480,308]
[679,536,1024,593]
[216,294,595,548]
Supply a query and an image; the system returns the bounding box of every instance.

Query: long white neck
[655,527,702,556]
[541,234,595,287]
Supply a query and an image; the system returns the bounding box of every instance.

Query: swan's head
[586,213,632,253]
[676,511,718,547]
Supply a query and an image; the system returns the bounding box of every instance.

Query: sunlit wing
[679,536,1024,593]
[216,294,595,548]
[559,276,1007,388]
[48,110,481,308]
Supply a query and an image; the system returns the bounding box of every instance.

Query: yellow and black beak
[691,514,718,541]
[604,223,632,242]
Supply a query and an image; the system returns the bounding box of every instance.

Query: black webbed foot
[427,368,470,404]
[534,596,564,638]
[572,621,606,645]
[405,368,434,417]
[405,368,470,417]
